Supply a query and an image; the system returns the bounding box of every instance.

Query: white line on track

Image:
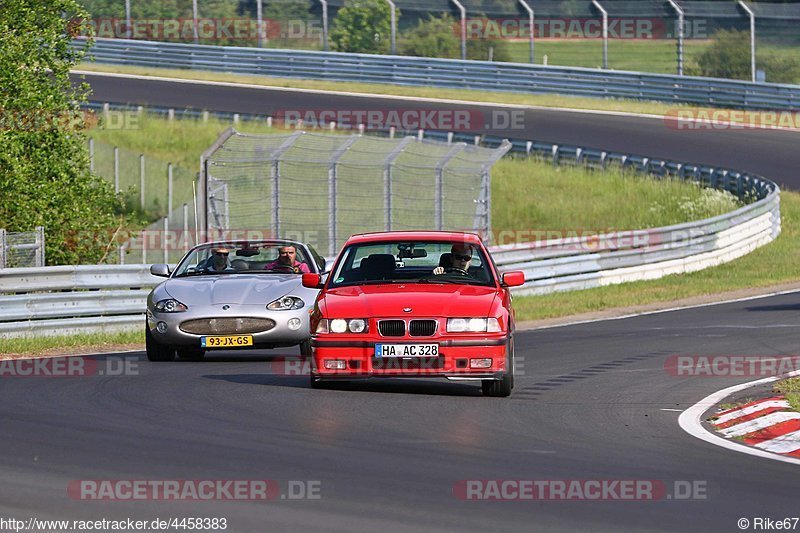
[678,369,800,466]
[71,69,800,134]
[520,287,800,331]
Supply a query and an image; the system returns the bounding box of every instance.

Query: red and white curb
[679,370,800,466]
[710,396,800,457]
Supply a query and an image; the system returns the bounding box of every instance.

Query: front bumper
[310,336,508,379]
[147,304,311,348]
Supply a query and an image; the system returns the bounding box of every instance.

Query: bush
[330,0,395,54]
[689,29,800,83]
[0,0,139,265]
[400,13,510,62]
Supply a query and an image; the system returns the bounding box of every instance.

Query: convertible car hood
[322,283,497,318]
[163,274,303,306]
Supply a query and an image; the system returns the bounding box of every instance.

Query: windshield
[329,241,495,287]
[172,242,314,277]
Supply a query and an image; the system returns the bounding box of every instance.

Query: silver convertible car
[145,239,325,361]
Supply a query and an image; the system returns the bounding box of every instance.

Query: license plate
[201,335,254,348]
[375,343,438,358]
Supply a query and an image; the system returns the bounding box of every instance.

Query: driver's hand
[433,266,444,275]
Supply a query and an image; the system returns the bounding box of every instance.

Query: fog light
[156,321,168,333]
[470,358,492,369]
[287,318,302,331]
[324,359,347,370]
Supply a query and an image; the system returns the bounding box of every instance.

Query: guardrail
[0,133,780,337]
[76,38,800,111]
[0,265,158,337]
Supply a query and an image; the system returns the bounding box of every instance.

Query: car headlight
[154,299,188,313]
[317,318,369,334]
[447,317,501,333]
[267,296,305,311]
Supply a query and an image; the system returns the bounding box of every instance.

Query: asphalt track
[74,72,800,189]
[3,73,793,531]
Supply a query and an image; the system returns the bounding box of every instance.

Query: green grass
[774,378,800,412]
[1,330,144,357]
[512,191,798,321]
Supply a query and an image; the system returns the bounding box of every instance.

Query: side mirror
[501,271,525,287]
[302,273,324,289]
[150,264,171,278]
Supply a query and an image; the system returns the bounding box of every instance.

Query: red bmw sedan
[301,231,525,397]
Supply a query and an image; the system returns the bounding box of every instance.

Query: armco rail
[0,139,780,338]
[76,38,800,111]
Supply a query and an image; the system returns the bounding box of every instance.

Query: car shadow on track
[202,373,483,396]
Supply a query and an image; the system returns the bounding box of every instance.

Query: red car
[301,231,525,397]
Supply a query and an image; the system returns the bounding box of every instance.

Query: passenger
[204,247,234,272]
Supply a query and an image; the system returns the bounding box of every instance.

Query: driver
[264,245,310,273]
[433,244,473,275]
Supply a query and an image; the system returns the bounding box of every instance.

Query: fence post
[592,0,608,69]
[518,0,534,63]
[163,216,169,264]
[140,154,145,210]
[88,137,94,173]
[435,143,467,231]
[113,146,119,193]
[168,163,174,218]
[383,137,414,233]
[0,228,6,269]
[183,203,190,254]
[35,226,45,267]
[667,0,684,76]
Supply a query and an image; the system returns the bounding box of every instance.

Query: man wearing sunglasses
[433,243,474,276]
[203,247,234,273]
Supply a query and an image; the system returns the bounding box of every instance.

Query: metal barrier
[0,135,780,337]
[76,38,800,110]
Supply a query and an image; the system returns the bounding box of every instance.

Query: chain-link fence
[78,1,800,82]
[0,227,45,268]
[201,130,510,257]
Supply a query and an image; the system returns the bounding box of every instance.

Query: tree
[330,0,395,54]
[689,28,800,84]
[399,14,460,58]
[0,0,129,265]
[690,29,752,80]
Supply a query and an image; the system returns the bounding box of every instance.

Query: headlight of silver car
[267,296,305,311]
[154,299,188,313]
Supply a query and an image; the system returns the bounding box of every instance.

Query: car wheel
[309,372,328,389]
[482,337,514,397]
[299,339,312,357]
[145,326,175,362]
[176,348,205,361]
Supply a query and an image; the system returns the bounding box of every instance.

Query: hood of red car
[321,283,498,318]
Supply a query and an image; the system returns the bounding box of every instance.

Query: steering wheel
[270,264,300,273]
[444,267,470,276]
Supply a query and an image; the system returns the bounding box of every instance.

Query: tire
[482,337,514,397]
[145,326,174,362]
[309,372,328,389]
[176,348,205,361]
[299,339,312,357]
